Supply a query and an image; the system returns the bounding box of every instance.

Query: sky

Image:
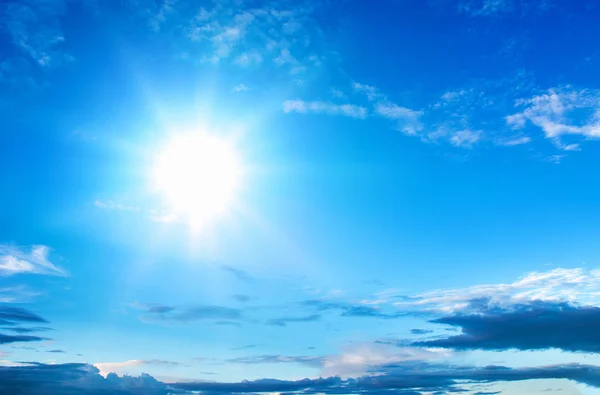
[2,0,600,394]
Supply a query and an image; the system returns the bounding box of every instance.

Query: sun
[152,132,242,226]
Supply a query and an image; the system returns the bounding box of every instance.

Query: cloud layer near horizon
[2,361,600,395]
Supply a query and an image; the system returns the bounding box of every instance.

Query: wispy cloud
[0,285,40,303]
[395,267,600,313]
[495,135,532,146]
[232,83,249,92]
[94,200,140,212]
[227,354,323,367]
[183,2,323,75]
[133,302,243,325]
[507,87,600,150]
[0,306,52,344]
[2,0,71,68]
[449,129,482,148]
[352,81,423,134]
[0,245,67,277]
[220,265,254,282]
[266,314,321,327]
[282,100,368,119]
[456,0,552,17]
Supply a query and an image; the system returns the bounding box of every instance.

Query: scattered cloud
[495,135,532,146]
[228,344,259,351]
[449,129,482,148]
[133,302,243,324]
[352,81,423,134]
[234,51,262,67]
[1,0,71,70]
[95,359,183,377]
[415,301,600,353]
[0,333,48,344]
[232,294,251,302]
[375,103,423,135]
[410,329,434,335]
[0,306,52,344]
[302,299,410,319]
[266,314,321,327]
[0,306,48,325]
[321,342,448,378]
[507,87,600,150]
[352,82,385,102]
[227,354,323,367]
[0,245,67,277]
[282,100,367,119]
[3,360,600,394]
[0,285,40,303]
[232,83,249,92]
[182,2,324,75]
[456,0,552,17]
[94,200,140,212]
[172,361,600,394]
[220,265,254,282]
[0,362,168,394]
[395,267,600,313]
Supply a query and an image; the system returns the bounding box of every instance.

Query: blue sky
[2,0,600,394]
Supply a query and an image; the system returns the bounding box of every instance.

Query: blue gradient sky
[2,1,600,394]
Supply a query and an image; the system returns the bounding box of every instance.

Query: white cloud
[232,83,249,92]
[375,103,422,121]
[147,0,176,32]
[94,359,182,377]
[234,51,262,67]
[459,0,513,16]
[0,245,67,277]
[435,89,469,108]
[352,82,384,102]
[322,343,450,378]
[183,3,320,75]
[449,130,482,148]
[282,100,367,119]
[496,136,532,146]
[507,88,600,149]
[94,200,140,212]
[331,88,346,99]
[395,267,600,313]
[0,285,40,303]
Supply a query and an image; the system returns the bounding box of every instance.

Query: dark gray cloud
[172,362,600,393]
[0,306,52,344]
[414,301,600,353]
[0,333,48,344]
[6,326,53,334]
[0,306,48,324]
[266,314,321,327]
[47,349,66,353]
[3,361,600,394]
[0,362,168,395]
[411,329,434,335]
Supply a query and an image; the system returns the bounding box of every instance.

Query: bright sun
[152,132,242,226]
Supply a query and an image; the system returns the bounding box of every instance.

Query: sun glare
[152,132,242,226]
